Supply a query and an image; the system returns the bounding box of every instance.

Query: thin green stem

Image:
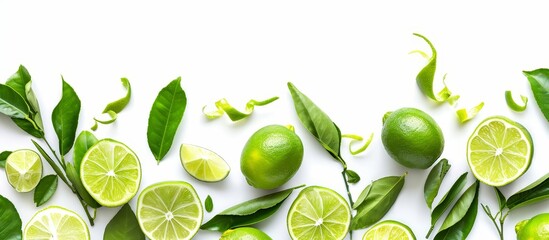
[77,196,95,226]
[482,204,505,240]
[43,137,66,170]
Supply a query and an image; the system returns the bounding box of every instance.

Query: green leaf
[5,65,32,103]
[0,194,22,240]
[203,96,279,121]
[205,195,213,213]
[0,151,12,168]
[523,69,549,122]
[345,169,360,183]
[434,181,479,240]
[11,118,44,138]
[65,163,101,209]
[201,185,304,232]
[104,204,144,240]
[147,77,187,162]
[52,79,81,156]
[494,187,507,211]
[93,78,132,130]
[507,172,549,210]
[427,172,468,238]
[505,90,528,112]
[73,131,98,172]
[0,83,30,119]
[351,174,406,230]
[33,174,58,207]
[425,159,451,209]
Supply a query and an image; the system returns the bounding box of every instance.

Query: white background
[1,1,549,239]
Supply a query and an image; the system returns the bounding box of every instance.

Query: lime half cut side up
[180,144,230,182]
[467,116,533,187]
[287,186,351,240]
[362,220,416,240]
[5,149,42,192]
[137,181,203,240]
[24,206,90,240]
[80,139,141,207]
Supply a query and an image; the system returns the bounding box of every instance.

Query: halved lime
[287,186,351,240]
[180,144,230,182]
[80,139,141,207]
[467,116,533,187]
[362,220,416,240]
[136,181,203,240]
[5,149,42,192]
[24,205,90,240]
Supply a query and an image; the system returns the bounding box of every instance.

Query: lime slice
[287,186,351,240]
[24,205,90,240]
[467,116,533,187]
[80,139,141,207]
[180,144,230,182]
[5,149,42,192]
[362,220,416,240]
[137,181,203,240]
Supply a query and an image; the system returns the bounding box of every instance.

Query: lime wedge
[5,149,42,192]
[137,181,203,240]
[362,220,416,240]
[180,144,230,182]
[24,206,90,240]
[80,139,141,207]
[467,116,533,187]
[287,186,351,240]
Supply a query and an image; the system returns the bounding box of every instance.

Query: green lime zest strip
[505,90,528,112]
[341,133,374,155]
[202,96,279,121]
[92,78,131,130]
[456,102,484,123]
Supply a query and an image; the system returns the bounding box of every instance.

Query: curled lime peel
[202,96,279,121]
[456,102,484,123]
[92,78,131,130]
[505,90,528,112]
[342,133,374,155]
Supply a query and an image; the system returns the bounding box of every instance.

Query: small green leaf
[52,78,81,156]
[523,69,549,122]
[345,169,360,183]
[434,181,479,240]
[205,195,214,213]
[427,172,468,238]
[203,96,279,121]
[0,151,12,168]
[424,159,451,209]
[73,131,98,172]
[0,194,22,240]
[0,83,30,119]
[505,90,528,112]
[104,204,144,240]
[33,175,58,207]
[494,187,507,211]
[507,172,549,210]
[147,78,187,162]
[93,78,131,130]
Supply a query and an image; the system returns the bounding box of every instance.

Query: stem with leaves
[482,204,508,240]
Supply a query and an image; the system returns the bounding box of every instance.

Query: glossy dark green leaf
[205,195,214,213]
[32,140,70,188]
[33,174,58,207]
[351,174,406,230]
[73,131,98,172]
[523,69,549,122]
[11,118,44,138]
[5,66,44,136]
[0,151,11,168]
[428,172,468,236]
[93,78,132,130]
[104,204,144,240]
[494,187,506,211]
[147,78,187,162]
[425,159,451,209]
[434,181,479,240]
[0,83,30,119]
[52,79,81,156]
[0,194,22,240]
[5,65,31,102]
[66,163,101,208]
[201,185,303,232]
[345,169,360,184]
[507,173,549,210]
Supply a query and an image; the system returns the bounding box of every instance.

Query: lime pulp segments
[24,206,90,240]
[180,144,230,182]
[5,149,42,192]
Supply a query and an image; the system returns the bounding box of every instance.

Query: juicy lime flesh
[24,206,89,240]
[288,186,351,240]
[468,117,532,186]
[80,139,141,207]
[362,220,416,240]
[180,144,230,182]
[137,181,203,240]
[6,150,42,192]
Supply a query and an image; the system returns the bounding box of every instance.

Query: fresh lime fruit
[220,227,272,240]
[241,125,304,189]
[362,220,416,240]
[80,139,141,207]
[24,205,90,240]
[381,108,444,169]
[136,181,203,240]
[516,213,549,240]
[180,143,230,182]
[5,149,42,192]
[287,186,351,240]
[467,116,533,187]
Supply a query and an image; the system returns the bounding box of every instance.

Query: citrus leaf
[0,83,30,119]
[33,174,58,207]
[52,78,81,156]
[104,204,144,240]
[427,172,468,238]
[203,96,278,121]
[73,131,98,172]
[0,194,22,240]
[92,78,131,130]
[434,181,479,240]
[507,172,549,210]
[523,69,549,122]
[494,187,506,211]
[0,151,12,168]
[147,77,187,162]
[425,159,451,209]
[205,195,214,213]
[5,65,32,104]
[505,90,528,112]
[11,118,44,138]
[345,169,360,183]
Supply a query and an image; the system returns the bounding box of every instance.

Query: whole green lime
[381,108,444,169]
[220,227,272,240]
[241,125,304,190]
[516,213,549,240]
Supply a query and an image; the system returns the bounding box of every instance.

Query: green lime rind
[362,220,416,240]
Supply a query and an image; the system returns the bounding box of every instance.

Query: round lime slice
[5,149,42,192]
[362,220,416,240]
[180,144,230,182]
[24,206,90,240]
